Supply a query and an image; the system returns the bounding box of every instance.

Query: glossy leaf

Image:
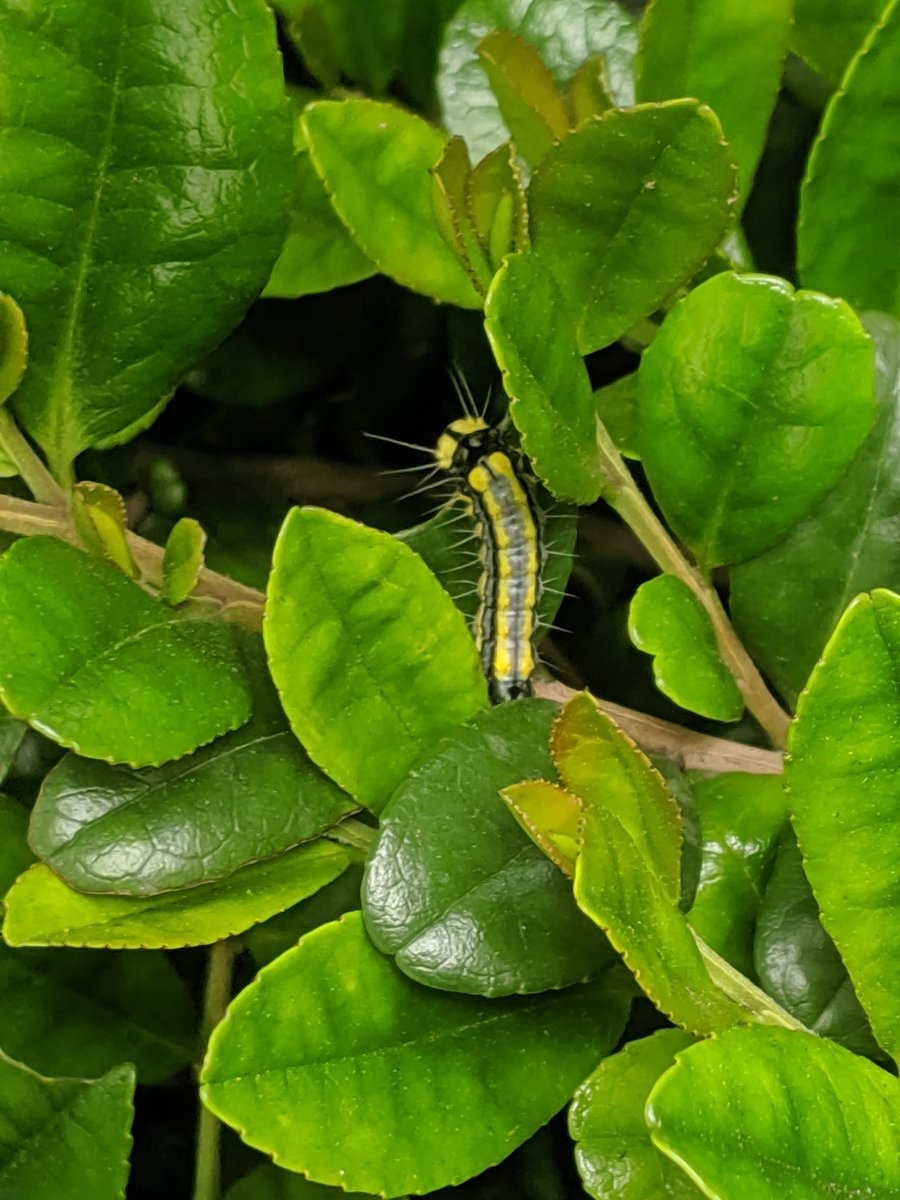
[688,773,787,977]
[595,372,640,460]
[71,483,137,579]
[0,292,27,406]
[162,518,207,607]
[202,912,630,1196]
[265,507,487,814]
[636,0,791,202]
[302,100,481,310]
[798,1,900,316]
[0,0,293,473]
[529,102,737,353]
[0,537,251,766]
[476,31,569,167]
[570,1029,697,1200]
[4,841,349,950]
[29,634,353,895]
[754,835,882,1058]
[0,943,194,1082]
[364,701,610,995]
[648,1026,900,1198]
[730,302,900,706]
[0,1054,134,1200]
[638,272,876,570]
[792,0,885,82]
[628,575,743,721]
[485,253,603,503]
[437,0,637,163]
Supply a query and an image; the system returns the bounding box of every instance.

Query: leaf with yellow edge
[71,484,137,579]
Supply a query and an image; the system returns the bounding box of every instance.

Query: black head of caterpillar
[433,416,543,705]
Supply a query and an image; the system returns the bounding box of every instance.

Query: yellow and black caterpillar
[434,416,542,704]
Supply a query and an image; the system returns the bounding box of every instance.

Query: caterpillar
[434,415,543,704]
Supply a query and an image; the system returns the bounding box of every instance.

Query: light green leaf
[3,841,349,950]
[570,1029,698,1200]
[0,1054,134,1200]
[730,307,900,706]
[0,293,27,406]
[437,0,637,163]
[501,778,581,877]
[638,272,876,570]
[302,99,481,310]
[798,1,900,317]
[484,252,603,503]
[648,1026,900,1198]
[0,537,251,767]
[529,102,737,353]
[476,31,569,168]
[431,136,495,296]
[0,943,194,1082]
[792,0,885,82]
[71,483,137,579]
[636,0,791,202]
[468,141,528,271]
[628,575,743,721]
[566,56,614,124]
[363,701,611,996]
[162,518,207,606]
[0,0,293,474]
[786,591,900,1058]
[265,507,488,813]
[202,912,630,1196]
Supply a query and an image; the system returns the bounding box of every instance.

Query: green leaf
[0,0,293,474]
[0,792,34,892]
[501,778,582,877]
[595,372,640,460]
[647,1026,900,1198]
[0,943,194,1082]
[786,588,900,1060]
[792,0,884,82]
[244,863,363,968]
[0,1054,134,1200]
[484,252,603,504]
[431,136,495,296]
[628,575,743,721]
[570,1029,698,1200]
[202,912,630,1196]
[476,31,570,168]
[275,0,408,95]
[302,99,481,311]
[529,102,737,354]
[638,272,876,570]
[71,483,137,579]
[566,56,614,124]
[161,517,207,607]
[798,2,900,317]
[754,834,883,1058]
[265,507,488,813]
[363,700,611,996]
[3,841,349,950]
[730,308,900,706]
[0,715,27,787]
[468,141,528,271]
[636,0,791,203]
[0,293,27,406]
[0,537,251,767]
[437,0,638,163]
[228,1164,381,1199]
[688,774,787,978]
[29,634,353,895]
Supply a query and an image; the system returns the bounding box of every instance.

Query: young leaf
[71,483,137,579]
[0,292,27,406]
[638,272,876,571]
[363,701,611,996]
[431,136,494,296]
[566,56,614,124]
[437,0,638,163]
[484,252,603,503]
[302,99,482,311]
[730,293,900,706]
[628,575,744,721]
[529,102,737,353]
[787,588,900,1060]
[467,141,528,269]
[647,1026,900,1198]
[476,31,570,167]
[4,841,350,950]
[501,778,582,877]
[0,0,293,474]
[798,1,900,316]
[265,507,488,814]
[161,517,207,607]
[201,912,630,1196]
[0,537,251,767]
[636,0,791,202]
[569,1029,698,1200]
[0,1054,134,1200]
[791,0,884,82]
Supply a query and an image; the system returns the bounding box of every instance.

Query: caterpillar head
[434,416,493,473]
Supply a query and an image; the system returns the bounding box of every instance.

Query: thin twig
[192,939,237,1200]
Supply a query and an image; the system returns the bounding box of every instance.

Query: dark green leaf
[476,31,569,168]
[595,372,640,460]
[530,102,737,353]
[438,0,637,163]
[265,507,488,813]
[730,312,900,706]
[244,863,363,968]
[228,1164,381,1199]
[276,0,408,95]
[792,0,884,82]
[0,1054,134,1200]
[0,0,293,473]
[201,912,630,1196]
[363,700,611,996]
[0,792,34,892]
[0,538,251,767]
[638,272,875,570]
[0,715,27,786]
